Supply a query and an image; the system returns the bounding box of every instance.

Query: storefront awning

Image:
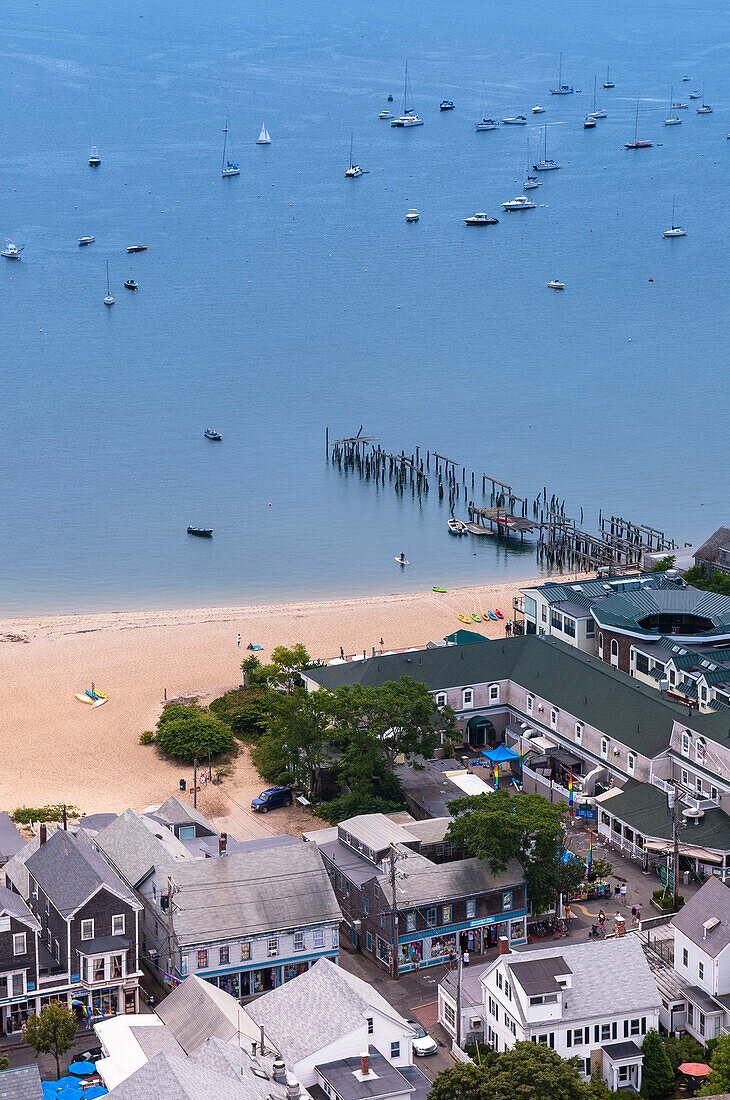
[643,839,723,864]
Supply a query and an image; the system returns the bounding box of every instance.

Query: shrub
[139,730,155,745]
[154,703,234,764]
[641,1028,674,1098]
[11,805,81,825]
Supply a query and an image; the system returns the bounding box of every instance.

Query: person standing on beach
[237,634,241,647]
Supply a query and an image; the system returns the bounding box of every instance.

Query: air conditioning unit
[352,920,362,931]
[470,1017,484,1030]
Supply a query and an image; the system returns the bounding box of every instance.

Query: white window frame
[601,738,609,760]
[313,928,325,948]
[267,937,279,957]
[682,731,691,756]
[80,919,94,941]
[12,933,26,956]
[462,688,474,709]
[526,695,534,715]
[489,684,500,703]
[435,693,447,707]
[598,632,604,658]
[293,932,305,952]
[111,914,125,936]
[575,723,583,744]
[550,708,558,730]
[681,769,689,785]
[627,753,635,776]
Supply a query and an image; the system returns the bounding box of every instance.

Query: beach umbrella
[68,1061,96,1076]
[41,1084,60,1098]
[678,1063,711,1077]
[82,1089,108,1098]
[56,1077,82,1090]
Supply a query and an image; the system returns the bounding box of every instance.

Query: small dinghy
[188,527,213,537]
[204,429,222,440]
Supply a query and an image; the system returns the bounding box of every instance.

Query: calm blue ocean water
[1,0,728,614]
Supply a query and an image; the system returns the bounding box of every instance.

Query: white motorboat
[533,125,561,169]
[501,195,535,211]
[532,104,545,114]
[221,119,240,177]
[78,236,95,245]
[88,146,101,166]
[104,260,114,306]
[378,110,393,119]
[550,52,575,94]
[464,212,498,226]
[405,208,419,222]
[547,279,565,290]
[681,75,691,81]
[1,239,23,259]
[256,123,271,145]
[663,197,686,238]
[625,97,653,148]
[440,100,455,111]
[391,62,423,127]
[502,116,527,125]
[689,91,701,99]
[447,518,466,534]
[584,115,596,129]
[475,118,498,131]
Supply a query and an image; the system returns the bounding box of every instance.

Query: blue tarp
[480,744,520,763]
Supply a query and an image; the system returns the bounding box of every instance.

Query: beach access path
[0,573,591,815]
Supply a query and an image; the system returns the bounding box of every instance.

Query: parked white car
[408,1021,438,1056]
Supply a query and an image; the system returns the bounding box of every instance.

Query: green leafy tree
[23,1002,78,1079]
[445,790,583,913]
[321,726,405,822]
[640,1029,674,1098]
[253,689,333,797]
[0,1054,7,1071]
[258,643,311,693]
[155,703,234,764]
[431,1043,589,1100]
[428,1062,495,1100]
[210,685,274,741]
[333,677,439,771]
[683,566,730,597]
[701,1033,730,1095]
[662,1033,706,1074]
[651,556,676,572]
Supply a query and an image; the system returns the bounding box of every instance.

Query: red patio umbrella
[678,1063,711,1077]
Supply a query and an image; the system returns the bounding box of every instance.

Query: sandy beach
[0,573,590,825]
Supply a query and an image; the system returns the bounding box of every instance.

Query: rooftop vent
[703,917,721,938]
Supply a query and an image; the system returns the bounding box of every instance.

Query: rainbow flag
[568,771,574,815]
[587,831,593,873]
[494,762,499,791]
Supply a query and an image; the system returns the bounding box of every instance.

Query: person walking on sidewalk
[620,883,627,906]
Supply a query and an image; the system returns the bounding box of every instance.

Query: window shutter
[612,1022,617,1040]
[624,1020,629,1038]
[585,1027,590,1045]
[567,1032,572,1048]
[594,1025,599,1042]
[641,1018,647,1035]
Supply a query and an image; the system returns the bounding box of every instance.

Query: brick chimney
[218,832,228,856]
[39,823,47,845]
[498,935,510,955]
[614,914,626,938]
[360,1052,370,1076]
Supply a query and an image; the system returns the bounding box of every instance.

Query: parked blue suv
[251,786,294,813]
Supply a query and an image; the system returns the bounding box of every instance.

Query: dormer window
[489,684,500,703]
[435,693,447,707]
[682,731,691,757]
[462,689,474,709]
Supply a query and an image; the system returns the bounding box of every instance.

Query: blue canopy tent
[480,744,520,764]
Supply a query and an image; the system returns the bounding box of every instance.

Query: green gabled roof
[304,635,730,758]
[443,629,489,645]
[592,587,730,639]
[605,781,730,851]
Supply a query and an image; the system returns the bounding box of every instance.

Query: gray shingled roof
[0,1064,41,1100]
[0,885,40,932]
[0,813,25,862]
[149,796,216,832]
[155,975,240,1054]
[169,841,341,946]
[695,528,730,566]
[592,587,730,638]
[105,1051,250,1100]
[317,1047,414,1100]
[94,809,194,888]
[305,634,730,755]
[381,850,524,908]
[25,829,139,916]
[502,937,660,1022]
[672,877,730,957]
[246,957,412,1066]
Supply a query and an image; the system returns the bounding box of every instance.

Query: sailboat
[221,119,240,177]
[664,87,682,126]
[439,73,455,110]
[588,76,606,119]
[104,260,114,306]
[523,139,541,189]
[550,52,574,94]
[256,123,271,145]
[474,81,498,130]
[696,85,712,113]
[391,61,423,127]
[344,133,366,177]
[662,197,686,238]
[89,146,101,167]
[533,126,561,170]
[603,66,615,89]
[624,97,653,148]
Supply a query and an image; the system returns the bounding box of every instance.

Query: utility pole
[455,950,463,1049]
[166,875,178,987]
[193,758,198,809]
[390,845,399,979]
[673,780,680,912]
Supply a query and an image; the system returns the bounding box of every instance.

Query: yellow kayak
[458,615,471,624]
[75,693,94,705]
